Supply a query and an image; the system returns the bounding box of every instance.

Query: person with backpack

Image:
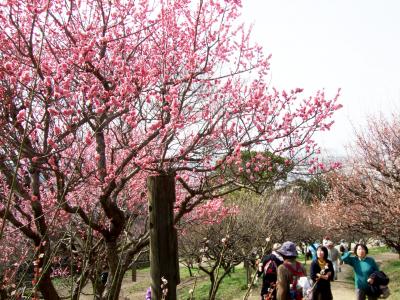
[310,245,334,300]
[257,243,284,300]
[276,241,306,300]
[341,243,380,300]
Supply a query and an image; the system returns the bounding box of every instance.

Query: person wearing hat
[257,243,284,300]
[276,241,306,300]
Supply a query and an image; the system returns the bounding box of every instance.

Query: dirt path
[331,262,355,299]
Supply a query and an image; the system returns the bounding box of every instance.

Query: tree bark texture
[148,175,180,300]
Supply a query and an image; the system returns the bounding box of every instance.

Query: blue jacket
[308,243,319,260]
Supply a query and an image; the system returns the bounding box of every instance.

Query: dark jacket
[310,259,334,300]
[257,253,283,296]
[366,271,390,297]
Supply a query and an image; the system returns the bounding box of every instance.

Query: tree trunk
[208,273,216,300]
[0,288,9,300]
[187,265,193,277]
[37,271,61,300]
[34,241,61,300]
[209,276,224,300]
[148,175,180,300]
[92,277,105,300]
[90,268,108,300]
[103,241,126,300]
[71,269,90,300]
[108,269,125,300]
[209,269,230,300]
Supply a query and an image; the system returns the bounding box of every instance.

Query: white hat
[272,243,282,251]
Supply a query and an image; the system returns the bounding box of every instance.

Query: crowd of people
[256,237,389,300]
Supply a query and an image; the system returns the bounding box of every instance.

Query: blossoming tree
[0,0,341,299]
[312,114,400,255]
[179,191,314,300]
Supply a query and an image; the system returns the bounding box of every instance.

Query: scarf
[317,258,326,271]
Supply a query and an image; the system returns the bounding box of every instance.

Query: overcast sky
[241,0,400,157]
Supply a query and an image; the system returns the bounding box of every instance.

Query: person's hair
[316,245,329,260]
[354,243,368,256]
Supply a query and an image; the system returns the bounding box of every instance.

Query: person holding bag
[341,243,379,300]
[310,245,334,300]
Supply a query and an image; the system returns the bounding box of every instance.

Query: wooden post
[148,175,180,300]
[131,263,137,282]
[244,260,251,285]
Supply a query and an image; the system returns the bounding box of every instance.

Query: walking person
[336,239,348,273]
[307,242,319,261]
[257,243,284,300]
[276,241,306,300]
[326,241,340,280]
[310,245,334,300]
[322,236,331,247]
[341,243,379,300]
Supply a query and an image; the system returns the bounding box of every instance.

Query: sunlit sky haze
[241,0,400,157]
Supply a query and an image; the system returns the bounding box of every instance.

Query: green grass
[381,259,400,299]
[124,264,256,299]
[126,265,212,295]
[177,266,256,300]
[369,246,392,255]
[179,266,202,280]
[126,268,151,294]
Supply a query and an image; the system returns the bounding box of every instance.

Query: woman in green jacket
[341,243,379,300]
